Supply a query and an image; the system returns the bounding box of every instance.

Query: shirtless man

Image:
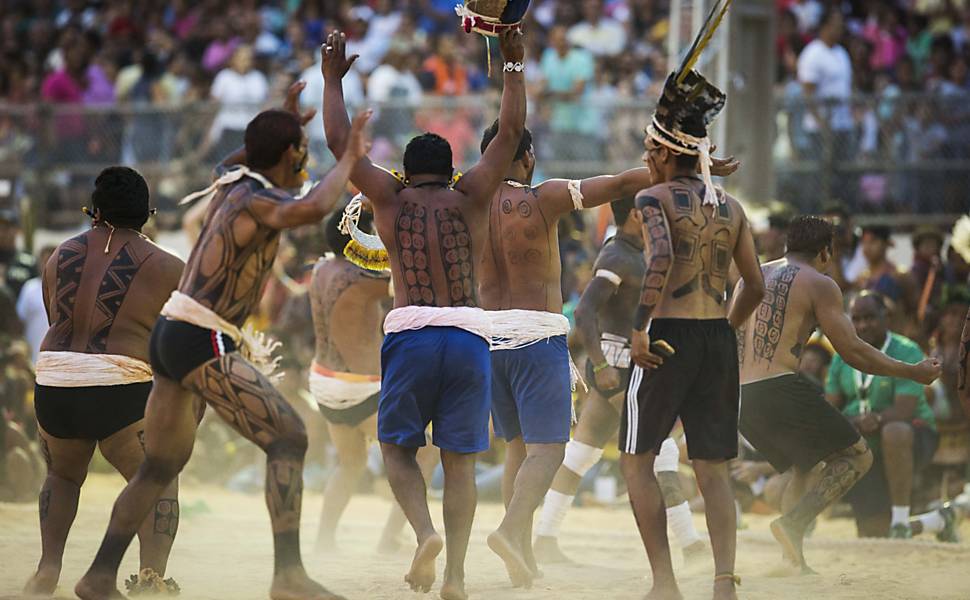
[476,126,736,584]
[620,70,766,600]
[310,207,437,553]
[533,198,705,565]
[323,29,525,600]
[24,167,183,596]
[75,81,371,600]
[737,215,941,572]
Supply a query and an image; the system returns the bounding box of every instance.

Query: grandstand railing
[1,91,968,230]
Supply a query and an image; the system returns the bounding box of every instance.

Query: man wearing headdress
[76,80,370,600]
[323,28,526,600]
[620,67,766,600]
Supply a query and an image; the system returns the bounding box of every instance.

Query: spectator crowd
[1,0,969,536]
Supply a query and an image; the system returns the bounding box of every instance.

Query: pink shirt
[41,70,85,138]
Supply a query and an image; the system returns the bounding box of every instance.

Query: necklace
[96,222,148,254]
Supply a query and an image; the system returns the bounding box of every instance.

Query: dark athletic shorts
[149,317,237,382]
[845,425,939,520]
[35,381,152,440]
[740,373,861,473]
[619,318,739,459]
[318,392,380,427]
[491,335,572,444]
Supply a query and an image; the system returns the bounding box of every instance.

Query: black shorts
[620,318,739,459]
[149,317,237,382]
[35,381,152,440]
[845,425,940,520]
[740,373,861,473]
[318,392,380,427]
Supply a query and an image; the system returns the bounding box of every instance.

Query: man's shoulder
[888,333,924,359]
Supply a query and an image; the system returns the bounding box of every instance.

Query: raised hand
[346,109,373,161]
[323,31,359,81]
[710,155,740,177]
[498,27,525,64]
[282,80,317,126]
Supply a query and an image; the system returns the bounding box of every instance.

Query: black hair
[403,133,453,178]
[862,225,891,242]
[854,290,889,315]
[91,166,151,229]
[480,120,533,161]
[786,215,834,256]
[610,197,636,227]
[802,343,832,365]
[674,152,699,171]
[325,201,373,256]
[245,109,302,170]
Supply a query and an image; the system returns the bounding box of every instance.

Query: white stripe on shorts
[625,365,643,453]
[216,331,226,356]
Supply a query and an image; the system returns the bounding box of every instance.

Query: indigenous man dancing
[533,198,706,565]
[620,67,766,600]
[26,167,183,596]
[323,29,526,600]
[75,80,371,600]
[477,124,736,584]
[737,216,941,572]
[310,207,437,553]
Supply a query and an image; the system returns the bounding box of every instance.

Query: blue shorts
[379,326,491,454]
[490,335,572,444]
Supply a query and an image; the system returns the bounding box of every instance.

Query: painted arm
[815,277,940,385]
[456,28,526,206]
[728,215,765,329]
[630,192,672,369]
[575,277,617,367]
[322,32,401,206]
[250,111,372,229]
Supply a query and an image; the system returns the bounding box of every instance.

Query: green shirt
[825,333,936,436]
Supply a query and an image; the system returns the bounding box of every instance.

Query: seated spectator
[798,342,833,387]
[567,0,627,57]
[907,226,946,338]
[202,20,240,73]
[0,209,36,299]
[758,210,794,262]
[826,292,940,538]
[857,225,903,302]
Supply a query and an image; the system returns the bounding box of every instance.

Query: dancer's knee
[141,453,187,486]
[267,422,309,460]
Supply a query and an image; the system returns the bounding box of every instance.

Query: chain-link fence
[2,91,969,231]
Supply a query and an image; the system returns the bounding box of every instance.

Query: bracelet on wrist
[503,61,525,73]
[592,361,610,373]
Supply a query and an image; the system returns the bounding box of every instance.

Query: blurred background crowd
[1,0,970,536]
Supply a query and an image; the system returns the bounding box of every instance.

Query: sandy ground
[1,473,969,600]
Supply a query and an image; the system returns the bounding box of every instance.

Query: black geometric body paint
[753,264,800,363]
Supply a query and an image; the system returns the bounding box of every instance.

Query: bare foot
[532,535,572,565]
[405,533,443,593]
[270,568,346,600]
[712,578,738,600]
[681,540,707,564]
[75,572,125,600]
[487,530,533,589]
[643,581,683,600]
[439,579,468,600]
[24,565,60,595]
[770,517,806,569]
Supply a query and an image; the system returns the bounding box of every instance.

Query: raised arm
[815,276,940,385]
[630,192,672,369]
[322,32,401,205]
[456,28,526,204]
[249,110,372,230]
[538,155,741,217]
[727,211,765,328]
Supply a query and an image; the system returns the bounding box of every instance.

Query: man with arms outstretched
[533,198,706,566]
[620,70,766,600]
[738,216,941,570]
[76,80,371,600]
[323,29,526,600]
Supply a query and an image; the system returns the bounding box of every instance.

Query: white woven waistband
[488,309,570,351]
[36,351,152,387]
[383,306,492,341]
[309,370,381,410]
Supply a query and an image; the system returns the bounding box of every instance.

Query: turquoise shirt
[539,47,595,134]
[825,333,936,440]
